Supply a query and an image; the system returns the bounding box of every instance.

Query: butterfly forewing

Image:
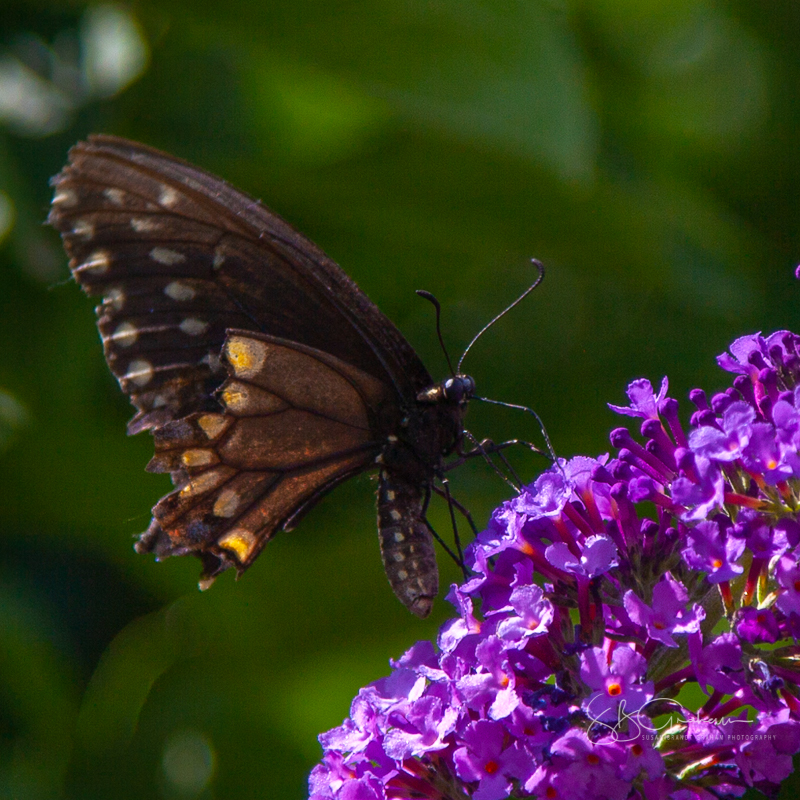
[50,135,466,616]
[51,136,432,397]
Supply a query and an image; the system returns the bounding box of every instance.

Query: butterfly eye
[443,376,475,403]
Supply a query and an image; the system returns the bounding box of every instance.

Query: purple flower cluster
[310,331,800,800]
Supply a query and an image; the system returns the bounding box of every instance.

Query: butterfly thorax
[381,373,474,481]
[412,373,475,460]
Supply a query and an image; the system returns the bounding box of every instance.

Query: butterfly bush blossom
[310,329,800,800]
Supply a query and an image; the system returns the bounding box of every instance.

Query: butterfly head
[416,374,475,406]
[443,375,475,404]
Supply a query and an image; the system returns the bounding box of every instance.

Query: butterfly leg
[420,516,466,577]
[431,483,478,536]
[447,433,527,492]
[473,396,558,464]
[436,476,468,578]
[475,437,526,489]
[418,483,468,574]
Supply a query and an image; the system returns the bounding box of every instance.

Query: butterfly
[48,135,481,617]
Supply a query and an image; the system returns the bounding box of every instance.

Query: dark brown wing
[138,332,390,582]
[48,134,432,437]
[47,135,431,584]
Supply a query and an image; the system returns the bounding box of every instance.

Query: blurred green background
[2,1,800,798]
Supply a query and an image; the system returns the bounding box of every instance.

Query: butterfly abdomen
[372,382,473,616]
[377,473,438,618]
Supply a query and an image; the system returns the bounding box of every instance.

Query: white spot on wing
[164,281,195,301]
[104,287,125,311]
[213,487,240,518]
[212,249,226,269]
[75,250,110,276]
[150,247,185,265]
[181,175,207,194]
[131,217,158,232]
[159,185,179,207]
[72,219,94,239]
[125,359,154,387]
[180,317,209,336]
[390,509,402,521]
[201,351,223,373]
[52,188,77,207]
[103,188,125,205]
[109,321,138,347]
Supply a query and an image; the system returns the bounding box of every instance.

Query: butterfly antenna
[457,258,545,374]
[416,289,456,376]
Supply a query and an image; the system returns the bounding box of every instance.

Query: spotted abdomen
[377,475,438,618]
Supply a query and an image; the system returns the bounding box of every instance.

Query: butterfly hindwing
[137,332,389,582]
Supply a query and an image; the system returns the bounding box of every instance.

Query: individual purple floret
[624,572,705,648]
[580,644,653,725]
[310,328,800,800]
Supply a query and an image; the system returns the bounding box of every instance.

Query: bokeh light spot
[161,729,215,795]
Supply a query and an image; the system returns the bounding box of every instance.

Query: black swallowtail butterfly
[49,135,480,617]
